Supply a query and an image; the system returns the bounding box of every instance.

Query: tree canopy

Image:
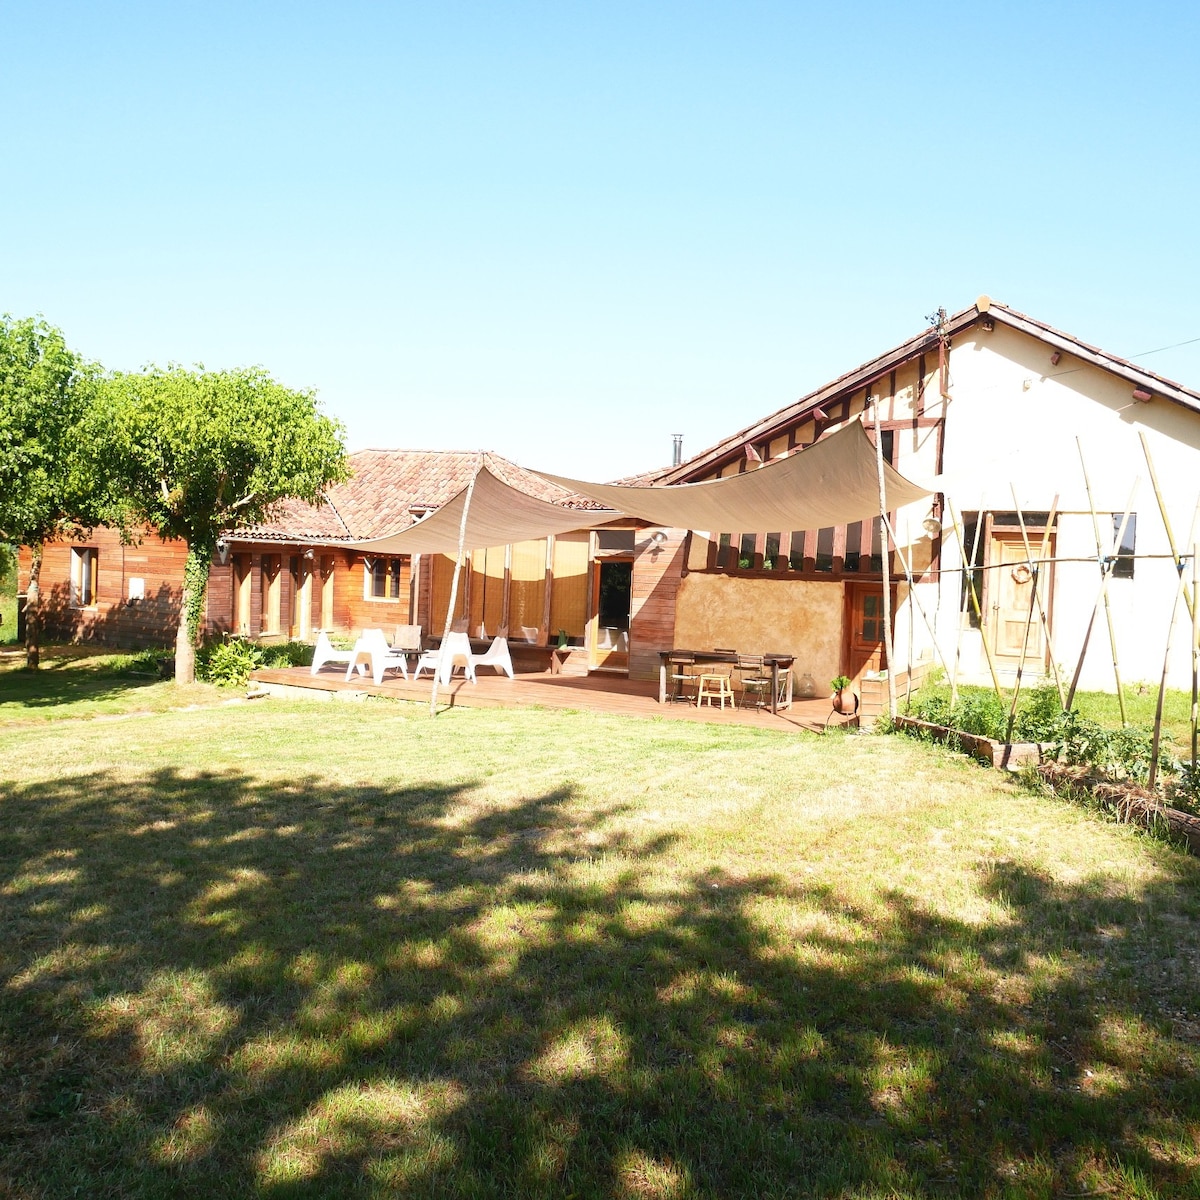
[96,364,348,547]
[0,316,101,546]
[92,364,348,682]
[0,315,103,667]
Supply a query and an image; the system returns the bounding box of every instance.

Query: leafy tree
[93,365,348,684]
[0,316,102,668]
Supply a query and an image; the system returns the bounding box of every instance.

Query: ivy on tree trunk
[24,542,42,671]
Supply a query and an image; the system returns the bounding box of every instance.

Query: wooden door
[988,534,1052,668]
[843,583,889,685]
[233,555,252,636]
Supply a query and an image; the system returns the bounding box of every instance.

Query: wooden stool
[696,670,734,710]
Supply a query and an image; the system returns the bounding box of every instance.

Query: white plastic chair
[413,631,476,685]
[471,635,514,678]
[345,628,409,685]
[311,630,356,676]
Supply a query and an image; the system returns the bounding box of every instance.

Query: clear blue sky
[4,1,1198,480]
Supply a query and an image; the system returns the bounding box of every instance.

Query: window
[716,533,732,569]
[788,531,805,570]
[70,547,97,607]
[764,532,781,570]
[363,557,406,600]
[1112,513,1137,579]
[596,529,636,552]
[844,522,862,572]
[738,533,756,569]
[814,528,834,573]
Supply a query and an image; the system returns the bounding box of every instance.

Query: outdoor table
[657,649,794,713]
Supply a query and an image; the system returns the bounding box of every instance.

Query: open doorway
[591,558,632,672]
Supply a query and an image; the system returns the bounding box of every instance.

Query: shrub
[261,640,315,669]
[196,638,264,687]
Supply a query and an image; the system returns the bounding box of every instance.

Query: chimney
[672,434,683,467]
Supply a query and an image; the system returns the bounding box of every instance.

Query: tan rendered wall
[671,573,844,689]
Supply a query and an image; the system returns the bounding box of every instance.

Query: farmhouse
[627,297,1200,700]
[18,298,1200,708]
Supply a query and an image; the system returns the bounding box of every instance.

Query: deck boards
[250,665,834,732]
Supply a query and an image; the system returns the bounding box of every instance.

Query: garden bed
[892,715,1053,770]
[894,715,1200,854]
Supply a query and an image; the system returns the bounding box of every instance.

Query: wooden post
[873,406,897,719]
[1078,439,1127,724]
[429,457,481,715]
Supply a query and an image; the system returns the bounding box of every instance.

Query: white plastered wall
[898,323,1200,693]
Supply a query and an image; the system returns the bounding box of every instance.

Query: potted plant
[830,674,858,715]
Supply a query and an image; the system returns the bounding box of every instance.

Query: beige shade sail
[539,420,932,532]
[348,459,623,556]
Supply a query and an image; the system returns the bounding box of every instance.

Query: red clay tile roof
[232,449,605,544]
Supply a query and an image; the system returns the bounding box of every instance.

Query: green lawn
[2,664,1199,1198]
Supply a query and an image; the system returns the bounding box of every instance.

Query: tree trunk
[174,544,211,685]
[24,541,42,670]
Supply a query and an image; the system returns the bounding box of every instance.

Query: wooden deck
[250,665,836,732]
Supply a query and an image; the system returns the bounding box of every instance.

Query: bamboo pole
[429,457,481,716]
[1012,489,1064,703]
[873,405,897,719]
[882,512,957,693]
[945,499,1006,701]
[1004,492,1063,739]
[950,501,985,707]
[1193,541,1198,775]
[1149,500,1200,789]
[1066,484,1137,709]
[1141,430,1195,622]
[1077,439,1127,723]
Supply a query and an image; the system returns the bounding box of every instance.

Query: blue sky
[4,1,1198,479]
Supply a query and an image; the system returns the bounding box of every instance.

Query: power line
[1131,334,1200,359]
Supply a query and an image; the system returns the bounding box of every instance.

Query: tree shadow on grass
[0,650,167,712]
[1,767,1198,1198]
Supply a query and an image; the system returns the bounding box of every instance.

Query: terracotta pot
[832,688,859,715]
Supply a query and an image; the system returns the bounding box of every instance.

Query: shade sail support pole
[430,455,481,716]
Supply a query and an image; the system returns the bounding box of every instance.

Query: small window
[814,528,834,573]
[596,529,636,552]
[764,533,780,570]
[1112,513,1136,579]
[844,522,862,572]
[788,531,805,570]
[364,557,406,600]
[716,533,732,569]
[860,593,881,641]
[880,429,895,466]
[738,533,756,569]
[70,547,97,607]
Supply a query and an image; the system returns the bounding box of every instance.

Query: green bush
[197,638,265,688]
[262,640,315,669]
